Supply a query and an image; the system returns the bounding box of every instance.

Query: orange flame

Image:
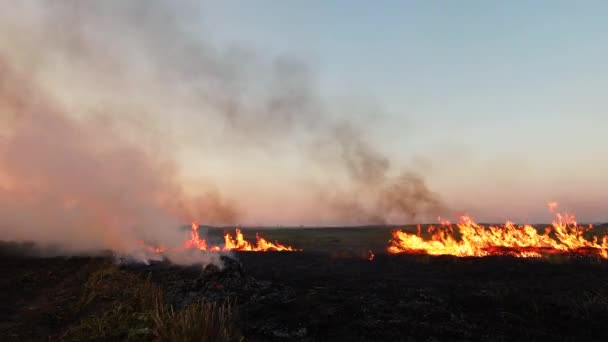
[183,222,208,250]
[137,240,166,254]
[142,222,301,253]
[223,228,299,251]
[388,206,608,258]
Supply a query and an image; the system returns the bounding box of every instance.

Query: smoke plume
[0,1,445,258]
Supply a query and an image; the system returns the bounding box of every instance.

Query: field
[2,226,608,341]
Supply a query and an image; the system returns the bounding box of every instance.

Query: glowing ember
[388,203,608,258]
[143,222,301,253]
[368,250,375,261]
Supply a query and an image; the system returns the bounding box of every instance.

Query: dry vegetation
[63,261,242,342]
[153,299,242,342]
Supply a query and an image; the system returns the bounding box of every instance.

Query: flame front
[388,207,608,258]
[183,222,208,250]
[145,222,301,253]
[223,229,299,251]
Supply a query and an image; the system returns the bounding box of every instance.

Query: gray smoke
[0,56,238,265]
[0,0,446,257]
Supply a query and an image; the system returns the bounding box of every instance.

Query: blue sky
[193,1,608,222]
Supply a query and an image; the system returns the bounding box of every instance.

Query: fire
[137,240,166,254]
[223,228,299,251]
[183,222,208,250]
[388,204,608,258]
[143,222,301,253]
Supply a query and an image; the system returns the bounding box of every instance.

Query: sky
[195,1,608,222]
[0,1,607,229]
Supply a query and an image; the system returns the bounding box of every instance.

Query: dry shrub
[153,294,243,342]
[64,261,242,341]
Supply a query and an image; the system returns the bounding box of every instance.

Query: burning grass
[187,223,300,252]
[144,223,301,255]
[388,205,608,258]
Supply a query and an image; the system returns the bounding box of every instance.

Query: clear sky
[192,1,608,222]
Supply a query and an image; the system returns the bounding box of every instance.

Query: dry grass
[63,261,242,341]
[153,296,243,342]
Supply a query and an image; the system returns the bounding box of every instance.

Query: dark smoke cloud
[0,0,446,257]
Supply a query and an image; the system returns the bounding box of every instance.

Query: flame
[223,228,299,251]
[141,222,301,253]
[368,250,375,261]
[388,206,608,258]
[137,240,166,254]
[183,222,208,250]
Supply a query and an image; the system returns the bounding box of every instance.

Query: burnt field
[2,227,608,341]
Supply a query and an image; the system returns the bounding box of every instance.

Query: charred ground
[2,226,608,341]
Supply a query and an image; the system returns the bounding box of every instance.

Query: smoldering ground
[0,1,445,259]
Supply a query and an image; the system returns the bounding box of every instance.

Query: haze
[1,0,606,239]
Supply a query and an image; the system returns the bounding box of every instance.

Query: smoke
[319,123,445,224]
[0,58,234,265]
[0,1,445,258]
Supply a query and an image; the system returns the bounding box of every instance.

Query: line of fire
[140,202,608,260]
